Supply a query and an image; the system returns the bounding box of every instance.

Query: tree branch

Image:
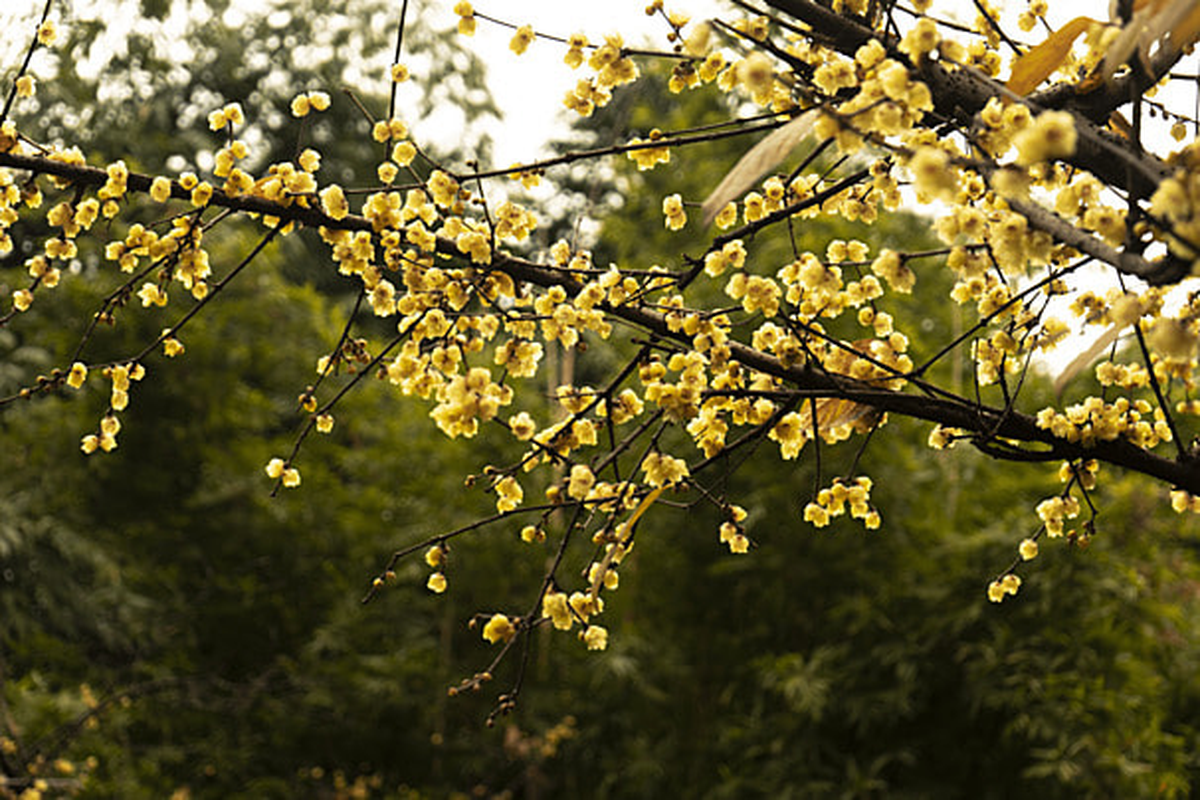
[3,148,1196,493]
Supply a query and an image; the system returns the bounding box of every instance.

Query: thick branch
[3,150,1197,492]
[760,0,1174,205]
[486,248,1200,493]
[0,151,372,233]
[1006,197,1188,285]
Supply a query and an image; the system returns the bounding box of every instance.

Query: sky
[439,0,724,166]
[452,0,1196,165]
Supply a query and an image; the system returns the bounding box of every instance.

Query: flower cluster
[1036,397,1172,449]
[803,477,881,529]
[987,573,1021,603]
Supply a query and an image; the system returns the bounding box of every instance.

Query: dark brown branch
[760,0,1176,208]
[4,149,1196,492]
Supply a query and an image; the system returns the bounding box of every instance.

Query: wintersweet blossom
[482,613,515,644]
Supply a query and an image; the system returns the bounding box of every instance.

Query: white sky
[455,0,1196,164]
[444,0,725,165]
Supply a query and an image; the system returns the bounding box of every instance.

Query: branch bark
[3,146,1197,493]
[760,0,1180,275]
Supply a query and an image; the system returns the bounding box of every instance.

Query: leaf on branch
[1173,3,1200,54]
[797,397,882,443]
[1006,16,1098,96]
[701,111,816,227]
[1053,323,1123,398]
[588,486,666,601]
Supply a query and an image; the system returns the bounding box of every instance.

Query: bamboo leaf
[1053,324,1123,398]
[700,110,815,226]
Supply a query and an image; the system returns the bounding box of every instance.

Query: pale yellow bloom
[482,613,516,643]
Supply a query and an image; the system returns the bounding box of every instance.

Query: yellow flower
[714,202,738,229]
[495,475,524,512]
[298,148,321,173]
[391,141,417,166]
[482,613,516,644]
[581,624,608,650]
[567,464,595,500]
[908,147,956,200]
[191,181,214,207]
[1013,110,1077,167]
[290,91,329,117]
[377,161,400,184]
[899,17,939,61]
[66,362,88,389]
[736,51,774,96]
[768,412,807,459]
[426,572,447,593]
[542,591,573,630]
[510,24,535,55]
[420,551,446,577]
[803,501,830,527]
[642,452,688,487]
[100,414,121,437]
[568,591,602,622]
[627,139,671,171]
[565,33,588,68]
[319,184,349,220]
[137,283,166,307]
[15,76,35,99]
[315,413,334,433]
[663,193,687,230]
[720,522,751,554]
[391,63,410,82]
[372,118,408,143]
[987,579,1006,603]
[281,467,302,488]
[37,20,57,46]
[1019,538,1038,560]
[455,1,476,35]
[162,337,185,357]
[508,411,537,440]
[813,59,856,94]
[149,176,172,203]
[265,458,286,479]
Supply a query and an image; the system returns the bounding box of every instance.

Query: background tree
[3,0,1200,796]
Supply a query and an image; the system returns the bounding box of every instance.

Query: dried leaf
[796,397,881,443]
[700,111,815,226]
[1007,16,1098,96]
[1169,2,1200,54]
